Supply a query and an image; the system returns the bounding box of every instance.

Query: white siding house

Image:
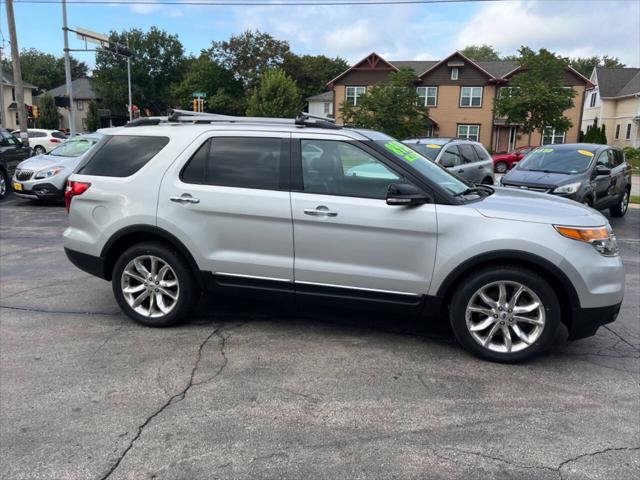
[306,91,334,118]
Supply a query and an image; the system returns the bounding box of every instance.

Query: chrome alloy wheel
[121,255,179,318]
[620,191,629,214]
[0,171,6,196]
[465,281,545,353]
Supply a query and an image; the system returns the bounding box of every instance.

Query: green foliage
[85,101,101,132]
[92,27,186,116]
[600,125,608,144]
[36,94,59,130]
[460,45,501,61]
[246,69,301,117]
[340,68,429,139]
[583,118,609,144]
[2,48,88,94]
[208,30,291,92]
[568,55,625,78]
[623,147,640,172]
[283,53,349,101]
[170,54,245,115]
[494,47,576,144]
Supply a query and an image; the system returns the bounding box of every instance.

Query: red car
[492,146,536,173]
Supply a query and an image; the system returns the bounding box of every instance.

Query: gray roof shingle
[41,77,98,100]
[306,91,333,102]
[596,67,640,98]
[1,71,37,89]
[390,60,438,74]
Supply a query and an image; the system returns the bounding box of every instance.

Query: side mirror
[595,166,611,177]
[386,183,430,206]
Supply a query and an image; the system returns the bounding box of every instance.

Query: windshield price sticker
[577,149,594,157]
[426,144,442,149]
[385,141,421,162]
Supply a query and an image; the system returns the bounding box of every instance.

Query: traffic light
[32,106,40,119]
[193,98,198,112]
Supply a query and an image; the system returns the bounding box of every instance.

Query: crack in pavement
[557,446,640,479]
[0,274,95,300]
[92,325,126,357]
[98,322,244,480]
[0,305,119,316]
[604,325,640,353]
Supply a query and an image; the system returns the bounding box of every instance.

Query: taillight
[50,138,62,143]
[65,181,91,212]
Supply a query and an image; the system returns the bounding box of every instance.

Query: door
[439,145,467,180]
[157,132,294,282]
[290,134,438,296]
[0,131,27,176]
[592,149,615,208]
[457,143,483,183]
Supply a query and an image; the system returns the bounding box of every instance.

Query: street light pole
[62,0,76,136]
[127,56,132,121]
[0,37,5,127]
[5,0,28,143]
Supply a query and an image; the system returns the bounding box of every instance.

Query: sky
[1,0,639,69]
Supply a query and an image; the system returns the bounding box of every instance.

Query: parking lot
[0,193,638,480]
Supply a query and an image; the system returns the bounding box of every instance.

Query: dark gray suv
[500,143,632,217]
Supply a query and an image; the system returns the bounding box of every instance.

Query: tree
[246,69,301,118]
[568,55,625,78]
[85,101,100,132]
[207,30,291,92]
[2,48,88,94]
[283,53,349,101]
[460,44,501,61]
[494,47,576,145]
[92,27,186,117]
[36,94,59,129]
[169,54,245,115]
[340,68,429,139]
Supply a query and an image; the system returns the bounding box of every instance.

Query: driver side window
[301,139,402,200]
[440,145,462,167]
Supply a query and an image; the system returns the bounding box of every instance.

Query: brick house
[327,51,591,153]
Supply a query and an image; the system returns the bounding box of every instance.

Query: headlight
[554,225,618,256]
[34,166,65,179]
[553,182,582,195]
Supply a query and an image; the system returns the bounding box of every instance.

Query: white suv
[63,111,624,362]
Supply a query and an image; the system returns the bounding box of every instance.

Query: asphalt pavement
[1,193,638,480]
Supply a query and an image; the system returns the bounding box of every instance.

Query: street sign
[192,92,207,98]
[75,27,109,47]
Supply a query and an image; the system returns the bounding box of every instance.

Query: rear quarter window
[51,131,66,139]
[77,135,169,177]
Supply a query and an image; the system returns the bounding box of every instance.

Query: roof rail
[165,109,341,130]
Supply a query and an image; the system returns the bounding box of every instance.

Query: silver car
[12,133,102,201]
[62,111,623,363]
[403,138,494,185]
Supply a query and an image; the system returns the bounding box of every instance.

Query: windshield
[517,146,595,174]
[405,143,442,161]
[50,137,99,158]
[374,138,470,196]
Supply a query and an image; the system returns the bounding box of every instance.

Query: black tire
[0,169,7,200]
[610,188,630,217]
[449,265,561,363]
[495,161,508,174]
[34,145,46,155]
[481,177,494,185]
[112,241,199,327]
[582,196,593,208]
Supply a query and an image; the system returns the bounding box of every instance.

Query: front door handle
[304,205,338,217]
[457,169,464,174]
[477,165,484,169]
[170,194,200,204]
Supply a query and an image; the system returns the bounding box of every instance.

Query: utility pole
[5,0,28,143]
[62,0,76,136]
[0,36,5,127]
[127,55,132,121]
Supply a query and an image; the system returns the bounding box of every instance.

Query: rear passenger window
[51,131,66,139]
[611,150,623,167]
[77,135,169,177]
[472,144,490,161]
[181,137,284,190]
[458,144,479,163]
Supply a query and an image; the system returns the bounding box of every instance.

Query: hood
[17,153,82,171]
[474,187,607,227]
[502,168,581,188]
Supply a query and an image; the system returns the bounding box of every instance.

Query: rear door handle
[304,205,338,217]
[477,165,484,169]
[457,169,464,173]
[170,195,200,204]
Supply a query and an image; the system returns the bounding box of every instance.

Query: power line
[5,0,567,6]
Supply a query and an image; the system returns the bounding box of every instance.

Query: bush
[623,147,640,172]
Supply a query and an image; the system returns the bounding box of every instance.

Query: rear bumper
[64,248,107,279]
[568,302,622,340]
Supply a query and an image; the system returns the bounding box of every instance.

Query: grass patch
[630,195,640,204]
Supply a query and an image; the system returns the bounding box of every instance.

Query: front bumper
[12,178,65,200]
[568,302,622,340]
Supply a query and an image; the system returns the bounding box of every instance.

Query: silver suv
[402,138,494,185]
[63,111,624,362]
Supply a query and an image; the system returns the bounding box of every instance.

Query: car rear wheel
[449,265,560,362]
[34,145,46,155]
[0,170,7,200]
[610,189,630,217]
[112,242,199,327]
[495,161,508,173]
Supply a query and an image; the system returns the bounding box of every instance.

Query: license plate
[13,182,22,191]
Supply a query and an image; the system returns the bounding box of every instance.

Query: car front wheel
[112,242,199,327]
[34,145,46,155]
[495,161,508,173]
[610,189,630,217]
[0,170,7,200]
[449,265,560,362]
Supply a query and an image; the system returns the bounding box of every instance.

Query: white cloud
[129,1,183,18]
[457,0,639,66]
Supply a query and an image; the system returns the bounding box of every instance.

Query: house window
[615,124,620,139]
[460,87,483,107]
[323,102,331,114]
[345,86,366,106]
[451,67,459,81]
[542,128,565,145]
[416,87,437,107]
[457,124,480,141]
[626,124,632,140]
[77,101,84,111]
[589,92,597,107]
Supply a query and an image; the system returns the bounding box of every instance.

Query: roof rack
[164,109,341,130]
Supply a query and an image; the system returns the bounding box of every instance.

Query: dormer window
[451,67,459,81]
